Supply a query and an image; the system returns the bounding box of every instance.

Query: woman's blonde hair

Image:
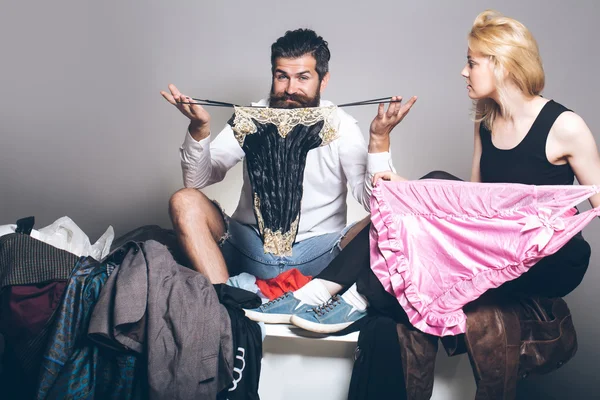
[468,10,545,129]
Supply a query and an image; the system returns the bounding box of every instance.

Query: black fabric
[15,216,35,235]
[347,316,406,400]
[479,100,575,185]
[0,233,78,289]
[315,223,370,288]
[228,116,325,250]
[108,225,188,266]
[419,170,462,181]
[213,284,262,310]
[1,346,35,400]
[214,284,263,400]
[0,333,3,374]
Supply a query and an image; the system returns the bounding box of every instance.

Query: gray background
[1,0,598,397]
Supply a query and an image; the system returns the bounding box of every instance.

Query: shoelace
[260,292,292,309]
[311,295,342,316]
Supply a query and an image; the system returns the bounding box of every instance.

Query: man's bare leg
[169,188,230,284]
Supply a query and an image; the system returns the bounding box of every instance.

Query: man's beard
[269,82,321,109]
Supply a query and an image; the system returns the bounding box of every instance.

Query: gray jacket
[88,240,233,399]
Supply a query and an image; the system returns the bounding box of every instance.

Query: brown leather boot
[515,297,577,379]
[464,296,578,399]
[396,322,439,400]
[464,298,521,400]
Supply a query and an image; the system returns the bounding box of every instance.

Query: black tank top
[479,100,575,186]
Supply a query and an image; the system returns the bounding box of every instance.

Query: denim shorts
[217,209,354,280]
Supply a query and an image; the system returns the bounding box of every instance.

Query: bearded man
[161,28,415,284]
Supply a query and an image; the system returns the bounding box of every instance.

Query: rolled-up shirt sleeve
[338,112,396,213]
[179,124,245,189]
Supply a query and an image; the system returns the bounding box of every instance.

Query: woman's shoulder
[549,105,593,154]
[552,106,589,140]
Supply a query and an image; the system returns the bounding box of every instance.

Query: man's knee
[170,188,206,217]
[169,188,221,224]
[169,188,226,241]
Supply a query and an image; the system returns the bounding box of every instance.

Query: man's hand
[161,83,211,141]
[368,95,417,153]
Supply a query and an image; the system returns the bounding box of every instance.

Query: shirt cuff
[182,129,210,152]
[367,151,395,174]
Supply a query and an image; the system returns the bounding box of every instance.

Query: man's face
[269,54,329,108]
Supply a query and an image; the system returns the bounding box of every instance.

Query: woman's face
[461,49,497,100]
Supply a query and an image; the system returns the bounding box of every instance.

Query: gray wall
[1,0,598,397]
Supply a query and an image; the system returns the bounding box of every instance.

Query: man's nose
[286,79,298,95]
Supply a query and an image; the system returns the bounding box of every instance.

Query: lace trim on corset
[231,106,340,147]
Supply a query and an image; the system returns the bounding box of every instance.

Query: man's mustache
[271,92,311,104]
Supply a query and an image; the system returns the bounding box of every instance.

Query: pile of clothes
[0,220,264,400]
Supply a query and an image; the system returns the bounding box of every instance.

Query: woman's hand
[372,171,406,186]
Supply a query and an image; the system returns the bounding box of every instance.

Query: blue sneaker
[243,292,314,324]
[290,295,367,333]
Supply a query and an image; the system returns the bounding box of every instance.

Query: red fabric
[1,282,67,339]
[256,268,312,300]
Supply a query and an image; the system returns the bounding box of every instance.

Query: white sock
[293,279,334,306]
[341,283,368,311]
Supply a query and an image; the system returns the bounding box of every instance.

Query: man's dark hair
[271,29,331,80]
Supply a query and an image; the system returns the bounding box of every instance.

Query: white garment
[293,278,334,306]
[179,99,395,242]
[0,216,114,260]
[341,283,368,311]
